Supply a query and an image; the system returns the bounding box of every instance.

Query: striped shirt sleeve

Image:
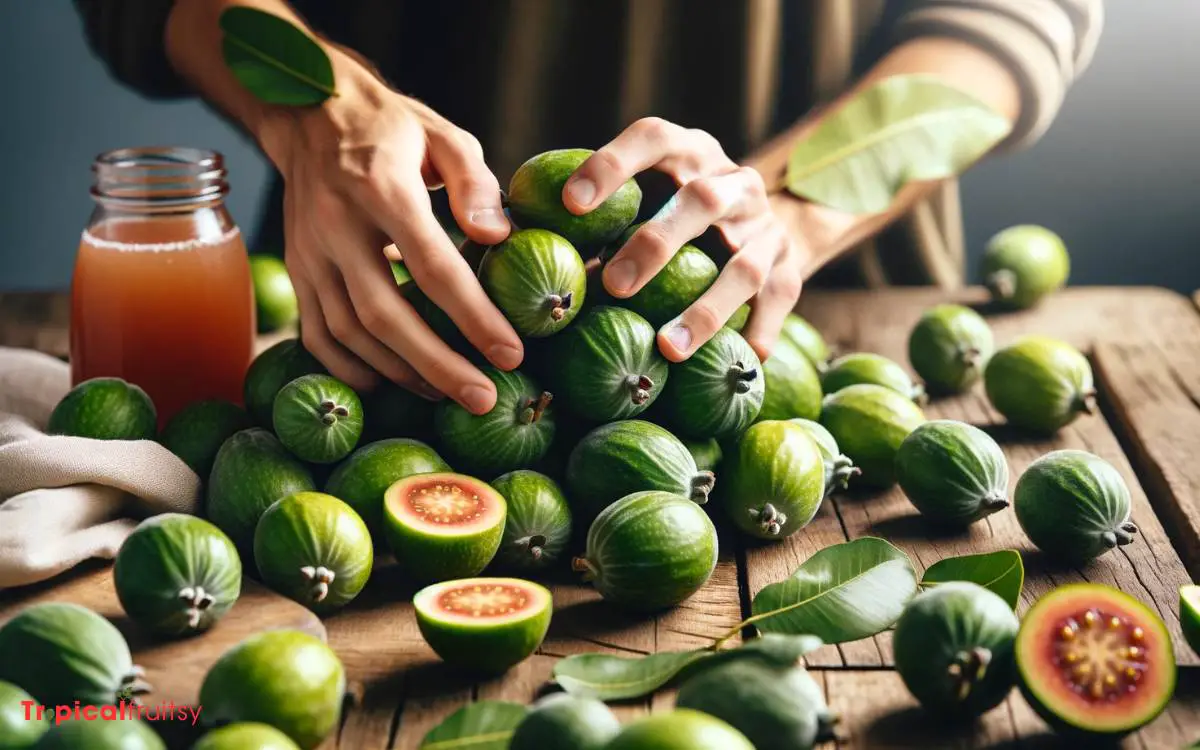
[72,0,189,99]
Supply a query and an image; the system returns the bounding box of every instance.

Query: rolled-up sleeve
[891,0,1104,149]
[72,0,190,99]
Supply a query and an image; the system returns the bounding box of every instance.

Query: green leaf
[420,701,529,750]
[749,537,918,642]
[921,550,1024,610]
[786,74,1012,214]
[553,649,710,701]
[219,7,336,106]
[710,633,824,666]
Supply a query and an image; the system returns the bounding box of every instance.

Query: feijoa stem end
[177,586,216,629]
[547,292,574,322]
[749,503,788,536]
[690,471,716,505]
[728,361,759,395]
[301,565,337,603]
[516,534,547,561]
[521,391,554,424]
[986,269,1017,302]
[947,647,992,702]
[1076,389,1098,415]
[572,556,596,581]
[832,458,861,491]
[981,490,1010,514]
[625,374,654,405]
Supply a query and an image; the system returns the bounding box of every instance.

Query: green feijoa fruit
[489,471,572,571]
[780,313,830,371]
[507,148,641,249]
[683,437,723,473]
[413,577,552,674]
[47,377,156,441]
[984,336,1095,434]
[250,255,299,333]
[0,680,47,748]
[756,338,822,423]
[510,693,621,750]
[243,339,325,426]
[821,352,926,404]
[894,421,1010,527]
[323,438,450,546]
[479,228,587,337]
[605,710,753,750]
[359,382,436,443]
[199,630,344,750]
[34,719,164,750]
[113,513,242,637]
[726,304,751,332]
[565,420,715,523]
[434,368,555,477]
[788,418,858,496]
[193,723,300,750]
[660,327,764,440]
[575,491,717,611]
[675,660,824,750]
[1014,450,1137,564]
[159,400,253,478]
[254,492,373,614]
[1182,585,1200,659]
[0,603,145,708]
[723,420,825,539]
[550,306,668,422]
[606,223,718,327]
[383,473,507,583]
[982,225,1070,309]
[893,582,1019,719]
[907,304,994,394]
[820,384,926,487]
[206,428,316,554]
[272,374,363,464]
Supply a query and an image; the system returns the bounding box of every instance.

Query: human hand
[563,117,807,362]
[256,52,522,414]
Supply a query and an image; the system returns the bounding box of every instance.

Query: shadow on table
[863,708,1060,749]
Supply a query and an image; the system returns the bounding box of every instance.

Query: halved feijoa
[1181,585,1200,658]
[789,418,858,496]
[756,337,823,422]
[0,680,47,747]
[723,420,825,539]
[780,313,830,371]
[550,306,668,422]
[565,420,715,523]
[893,582,1019,719]
[413,577,552,674]
[114,513,242,637]
[479,228,587,337]
[34,718,164,750]
[383,473,507,583]
[1016,583,1174,738]
[820,384,926,487]
[660,327,764,439]
[984,336,1095,434]
[434,368,555,477]
[254,492,373,614]
[199,629,344,750]
[489,470,572,572]
[605,710,753,750]
[1014,450,1137,564]
[47,377,157,441]
[193,722,301,750]
[243,339,325,426]
[273,374,363,464]
[575,491,717,611]
[982,225,1070,309]
[895,421,1009,527]
[821,352,926,404]
[510,693,621,750]
[605,223,718,327]
[907,304,994,394]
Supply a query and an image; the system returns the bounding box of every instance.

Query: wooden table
[4,287,1200,749]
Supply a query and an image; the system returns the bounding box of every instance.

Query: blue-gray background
[1,1,1197,292]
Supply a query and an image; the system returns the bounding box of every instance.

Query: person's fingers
[288,256,380,392]
[741,243,805,361]
[427,128,510,245]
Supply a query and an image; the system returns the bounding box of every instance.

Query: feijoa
[821,352,926,404]
[34,719,164,750]
[1183,585,1200,659]
[604,710,754,750]
[272,374,363,464]
[243,339,325,426]
[894,421,1010,526]
[820,384,926,487]
[726,304,751,332]
[660,327,764,439]
[413,576,552,673]
[249,255,299,333]
[47,377,156,441]
[893,582,1019,719]
[383,472,506,583]
[479,228,587,337]
[605,224,718,327]
[983,225,1070,309]
[780,313,830,371]
[984,336,1095,433]
[510,693,621,750]
[683,437,723,473]
[359,382,437,443]
[159,400,253,478]
[199,629,344,750]
[723,421,825,539]
[434,368,555,477]
[756,338,823,422]
[575,491,717,611]
[1014,450,1137,564]
[192,723,300,750]
[788,418,858,496]
[907,304,994,394]
[489,470,572,571]
[114,513,242,637]
[0,680,47,748]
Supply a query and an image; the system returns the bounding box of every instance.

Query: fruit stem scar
[177,586,215,629]
[547,291,574,321]
[948,647,992,702]
[1076,389,1098,415]
[911,384,929,406]
[690,471,716,504]
[517,534,547,560]
[986,269,1017,300]
[301,565,337,603]
[748,502,787,536]
[521,391,554,424]
[728,361,759,394]
[625,374,654,405]
[960,346,982,369]
[572,556,597,580]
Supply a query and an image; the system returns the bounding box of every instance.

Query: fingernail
[665,322,693,353]
[469,208,509,231]
[488,343,523,370]
[566,177,596,207]
[605,259,638,295]
[461,384,494,414]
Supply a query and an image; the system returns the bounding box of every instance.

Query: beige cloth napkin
[0,347,201,589]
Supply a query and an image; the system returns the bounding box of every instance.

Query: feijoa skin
[983,224,1070,309]
[723,421,826,539]
[434,368,555,477]
[894,582,1019,720]
[489,470,572,572]
[47,377,157,441]
[894,421,1010,527]
[683,437,724,473]
[1016,583,1175,739]
[605,710,754,750]
[606,223,718,327]
[34,719,164,750]
[788,418,859,497]
[565,420,716,523]
[984,336,1095,434]
[114,513,242,637]
[508,148,642,249]
[272,374,363,464]
[479,228,588,337]
[907,304,994,394]
[780,313,830,371]
[821,352,926,405]
[1182,585,1200,659]
[160,400,253,478]
[0,680,47,748]
[551,306,669,422]
[413,577,552,674]
[820,384,926,488]
[575,491,718,611]
[756,337,823,422]
[1014,450,1137,564]
[660,327,764,440]
[192,723,301,750]
[243,339,325,427]
[510,693,621,750]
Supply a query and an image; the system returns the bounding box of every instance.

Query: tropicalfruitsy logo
[20,699,203,726]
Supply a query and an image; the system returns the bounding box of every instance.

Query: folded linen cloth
[0,347,201,589]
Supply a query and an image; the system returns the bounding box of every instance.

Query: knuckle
[635,116,672,141]
[683,178,727,216]
[300,326,327,355]
[737,165,768,201]
[688,128,725,160]
[686,302,723,336]
[324,309,357,342]
[634,225,677,263]
[730,253,768,289]
[414,253,458,288]
[356,297,391,335]
[456,130,484,158]
[589,147,627,177]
